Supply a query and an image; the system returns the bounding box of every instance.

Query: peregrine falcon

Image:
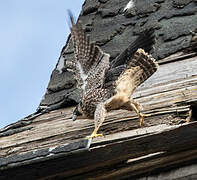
[67,11,158,139]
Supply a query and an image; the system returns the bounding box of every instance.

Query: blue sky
[0,0,84,128]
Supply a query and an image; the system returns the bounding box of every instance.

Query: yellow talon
[139,113,151,126]
[86,130,103,139]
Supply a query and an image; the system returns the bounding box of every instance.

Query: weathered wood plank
[134,75,197,99]
[138,163,197,180]
[158,52,197,65]
[0,70,196,158]
[68,150,197,180]
[60,121,197,179]
[1,122,197,180]
[0,112,180,157]
[138,56,197,90]
[0,55,197,160]
[0,102,191,157]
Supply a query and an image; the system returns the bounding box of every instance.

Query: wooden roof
[0,52,197,179]
[1,0,197,179]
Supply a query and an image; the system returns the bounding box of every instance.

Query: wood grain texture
[0,54,197,179]
[1,122,197,180]
[0,55,197,156]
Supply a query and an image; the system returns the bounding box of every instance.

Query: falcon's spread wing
[67,11,110,92]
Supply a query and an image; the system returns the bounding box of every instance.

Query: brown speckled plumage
[68,11,158,139]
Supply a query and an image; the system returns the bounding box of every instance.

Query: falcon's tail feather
[130,48,158,87]
[111,28,155,68]
[111,48,158,96]
[104,48,158,88]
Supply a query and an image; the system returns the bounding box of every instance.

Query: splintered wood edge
[0,122,195,170]
[90,122,190,147]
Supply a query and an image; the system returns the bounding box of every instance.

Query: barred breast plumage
[67,11,158,139]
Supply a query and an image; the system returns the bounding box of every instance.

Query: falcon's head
[72,101,83,121]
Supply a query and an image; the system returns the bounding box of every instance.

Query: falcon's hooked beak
[72,103,83,121]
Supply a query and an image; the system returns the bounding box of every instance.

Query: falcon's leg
[123,100,151,126]
[87,129,103,139]
[86,103,106,139]
[129,101,147,126]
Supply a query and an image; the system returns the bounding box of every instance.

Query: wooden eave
[0,52,197,179]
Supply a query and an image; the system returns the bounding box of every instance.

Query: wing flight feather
[67,11,110,92]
